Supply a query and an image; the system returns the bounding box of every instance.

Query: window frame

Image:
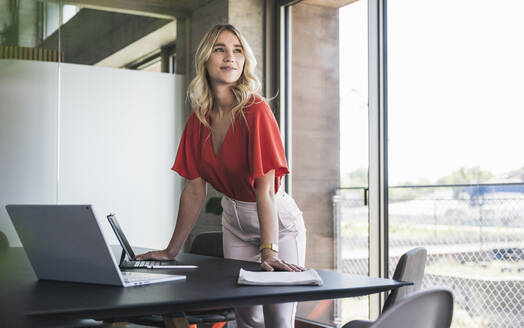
[275,0,390,322]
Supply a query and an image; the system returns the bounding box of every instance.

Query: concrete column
[291,2,340,270]
[190,0,264,93]
[189,0,228,87]
[228,0,264,85]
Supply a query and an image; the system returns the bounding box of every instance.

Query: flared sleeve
[248,101,289,183]
[172,114,201,179]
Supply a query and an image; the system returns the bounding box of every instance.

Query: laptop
[107,213,197,270]
[6,204,186,287]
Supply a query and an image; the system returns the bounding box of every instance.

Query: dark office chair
[126,231,235,328]
[343,247,428,328]
[369,288,453,328]
[189,231,224,257]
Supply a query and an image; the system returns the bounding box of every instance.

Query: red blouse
[172,97,289,202]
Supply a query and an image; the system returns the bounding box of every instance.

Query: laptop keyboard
[122,260,164,268]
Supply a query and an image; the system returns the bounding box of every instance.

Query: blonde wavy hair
[187,24,262,127]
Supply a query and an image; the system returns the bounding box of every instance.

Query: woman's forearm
[255,170,303,272]
[256,189,278,246]
[255,170,278,252]
[165,178,207,257]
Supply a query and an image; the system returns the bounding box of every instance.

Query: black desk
[0,247,410,327]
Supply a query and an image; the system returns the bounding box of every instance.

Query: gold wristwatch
[259,243,279,253]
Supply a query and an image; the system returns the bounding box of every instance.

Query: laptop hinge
[119,249,128,264]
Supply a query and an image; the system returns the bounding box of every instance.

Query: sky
[339,0,524,186]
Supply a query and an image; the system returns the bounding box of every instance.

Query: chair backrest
[382,247,427,311]
[189,231,224,258]
[370,289,453,328]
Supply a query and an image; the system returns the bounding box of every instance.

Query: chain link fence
[335,183,524,328]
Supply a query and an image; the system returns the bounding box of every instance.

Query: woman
[136,24,306,328]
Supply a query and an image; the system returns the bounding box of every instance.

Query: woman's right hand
[135,249,175,261]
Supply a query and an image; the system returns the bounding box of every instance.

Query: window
[387,1,524,327]
[284,0,371,325]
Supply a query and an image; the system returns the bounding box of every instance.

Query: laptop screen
[6,205,125,286]
[107,214,136,260]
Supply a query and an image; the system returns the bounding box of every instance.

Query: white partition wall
[0,60,59,247]
[0,60,185,249]
[59,64,185,249]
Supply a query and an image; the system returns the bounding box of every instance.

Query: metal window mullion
[281,5,293,196]
[379,0,389,284]
[368,0,388,320]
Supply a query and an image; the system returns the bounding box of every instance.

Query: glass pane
[1,0,60,61]
[387,1,524,327]
[290,0,369,325]
[55,5,182,249]
[57,5,174,70]
[338,0,369,324]
[0,0,60,247]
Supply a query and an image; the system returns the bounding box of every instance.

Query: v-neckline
[208,114,234,158]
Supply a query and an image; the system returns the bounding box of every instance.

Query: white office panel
[59,63,185,249]
[0,60,59,247]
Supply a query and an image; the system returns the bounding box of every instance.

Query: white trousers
[221,190,307,328]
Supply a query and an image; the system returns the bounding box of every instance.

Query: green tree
[437,166,494,185]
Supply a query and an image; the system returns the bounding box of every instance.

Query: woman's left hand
[260,249,305,272]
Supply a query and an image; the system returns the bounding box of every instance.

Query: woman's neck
[212,84,235,118]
